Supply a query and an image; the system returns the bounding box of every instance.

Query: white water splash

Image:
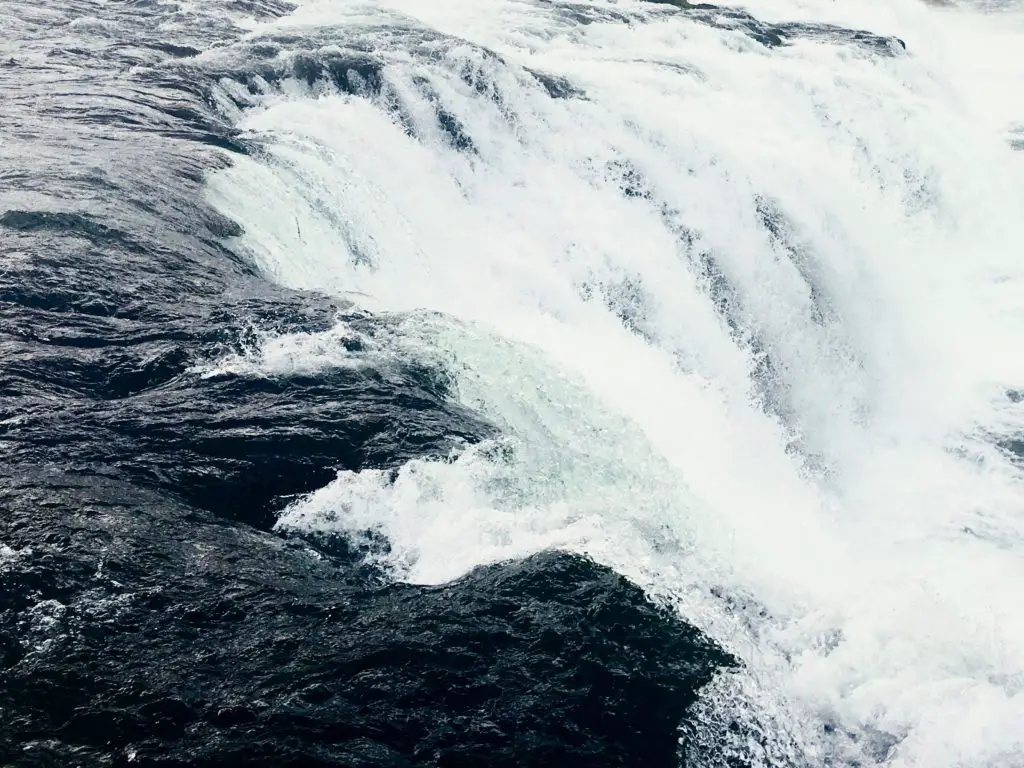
[205,0,1024,765]
[191,321,365,378]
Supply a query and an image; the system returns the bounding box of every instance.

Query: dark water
[0,0,912,765]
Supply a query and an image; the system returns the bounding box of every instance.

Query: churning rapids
[2,0,1024,766]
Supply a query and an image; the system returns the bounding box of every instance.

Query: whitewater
[202,0,1024,765]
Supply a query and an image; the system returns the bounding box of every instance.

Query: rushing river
[3,0,1023,765]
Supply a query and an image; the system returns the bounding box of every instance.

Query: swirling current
[2,0,1024,766]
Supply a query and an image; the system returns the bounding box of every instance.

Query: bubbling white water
[204,0,1024,764]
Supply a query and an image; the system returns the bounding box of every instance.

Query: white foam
[206,0,1024,764]
[192,321,365,379]
[0,543,29,568]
